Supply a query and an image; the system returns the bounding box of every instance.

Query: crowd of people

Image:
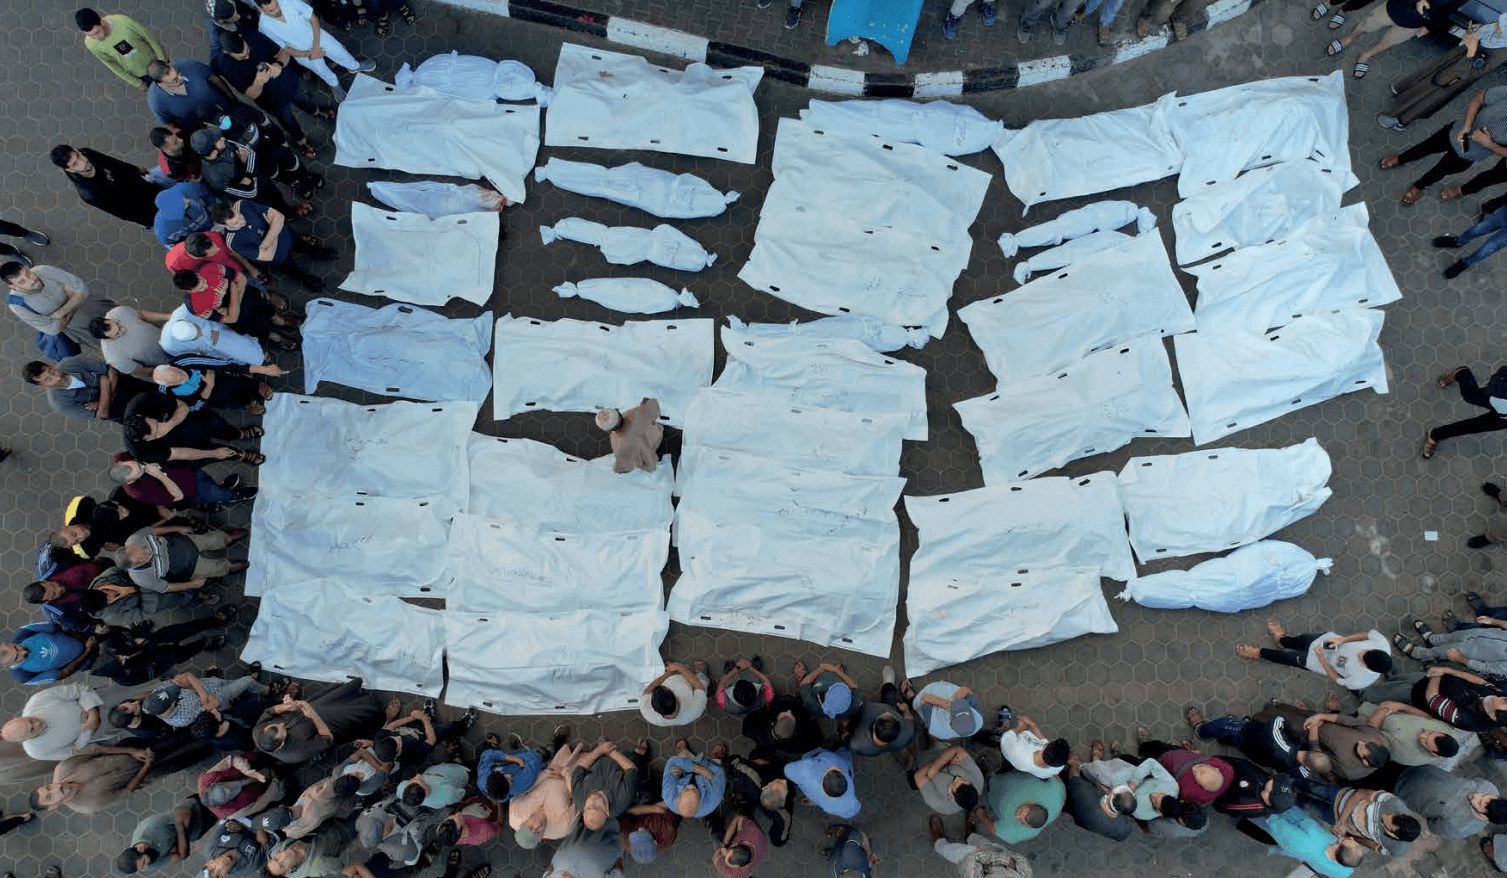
[5,1,1507,877]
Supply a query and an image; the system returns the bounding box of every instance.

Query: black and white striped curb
[430,0,1266,94]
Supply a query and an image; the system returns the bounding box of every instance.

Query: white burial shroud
[1117,438,1333,563]
[954,337,1191,483]
[1185,204,1400,333]
[299,297,493,404]
[445,610,669,716]
[341,204,499,307]
[958,232,1195,383]
[490,315,714,425]
[546,43,762,164]
[533,158,738,219]
[1175,308,1389,446]
[669,447,907,658]
[902,475,1130,675]
[797,98,1004,156]
[738,118,990,338]
[1171,161,1354,265]
[332,74,540,203]
[724,315,928,353]
[1118,540,1332,612]
[465,434,674,531]
[1166,71,1352,198]
[367,181,506,219]
[242,583,446,696]
[994,93,1183,210]
[713,325,930,441]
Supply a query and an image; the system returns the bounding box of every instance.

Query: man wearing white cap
[596,397,663,474]
[160,305,266,366]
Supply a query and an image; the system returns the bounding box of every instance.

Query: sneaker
[758,0,772,6]
[422,698,438,719]
[982,1,997,24]
[1052,26,1067,44]
[1377,114,1405,131]
[22,231,48,247]
[1017,24,1032,42]
[331,84,348,102]
[356,58,377,73]
[1444,260,1469,279]
[461,706,479,732]
[223,472,243,490]
[1433,235,1461,249]
[1485,481,1503,500]
[1469,534,1492,549]
[785,5,801,28]
[944,13,960,38]
[230,486,259,503]
[5,250,31,267]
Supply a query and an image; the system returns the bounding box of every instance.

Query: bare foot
[1266,619,1285,642]
[1294,698,1311,711]
[792,659,808,687]
[1135,726,1149,744]
[1108,740,1121,755]
[1179,739,1200,753]
[1184,706,1204,731]
[384,697,402,721]
[672,737,690,757]
[1325,692,1341,712]
[1090,740,1105,761]
[1235,644,1261,659]
[710,742,728,761]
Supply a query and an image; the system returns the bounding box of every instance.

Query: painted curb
[428,0,1265,93]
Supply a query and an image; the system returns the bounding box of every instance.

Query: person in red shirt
[107,451,255,510]
[165,231,259,282]
[1133,731,1234,805]
[149,127,201,183]
[171,264,297,349]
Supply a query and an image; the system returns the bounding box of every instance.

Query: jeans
[1195,716,1248,745]
[1428,366,1507,443]
[1457,205,1507,266]
[194,469,236,504]
[1398,123,1479,190]
[1081,0,1127,26]
[1258,633,1320,669]
[1294,777,1343,825]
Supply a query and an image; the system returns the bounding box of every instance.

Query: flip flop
[1312,2,1329,18]
[1352,62,1369,79]
[1441,186,1465,201]
[1326,38,1345,55]
[1392,633,1416,656]
[1401,186,1424,205]
[1328,12,1347,27]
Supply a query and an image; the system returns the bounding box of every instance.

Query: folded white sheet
[299,297,493,403]
[491,315,714,425]
[1171,161,1355,265]
[444,609,669,715]
[546,43,762,164]
[242,583,446,696]
[1185,204,1400,332]
[714,324,930,441]
[465,434,674,532]
[341,204,499,307]
[1175,308,1389,445]
[333,74,540,203]
[799,98,1004,156]
[1117,438,1333,563]
[955,338,1190,483]
[958,232,1195,383]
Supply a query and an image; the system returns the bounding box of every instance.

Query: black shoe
[0,448,10,463]
[215,605,240,624]
[461,706,478,732]
[1485,481,1503,500]
[785,4,801,27]
[223,472,243,490]
[750,654,765,672]
[1445,260,1469,279]
[1469,535,1492,549]
[248,660,263,682]
[22,231,48,247]
[1433,235,1460,248]
[204,665,222,679]
[758,0,772,6]
[550,724,571,753]
[230,486,259,504]
[423,698,437,719]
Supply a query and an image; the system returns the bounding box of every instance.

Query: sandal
[1438,367,1465,387]
[239,426,265,439]
[1442,608,1458,629]
[246,400,265,416]
[375,12,389,36]
[1467,591,1487,613]
[1401,186,1424,205]
[1311,3,1328,18]
[1441,186,1465,201]
[1379,153,1400,169]
[1352,62,1369,79]
[1184,705,1204,731]
[1326,38,1344,55]
[241,450,267,465]
[399,3,416,23]
[1328,12,1346,27]
[314,106,338,120]
[1421,432,1437,459]
[1172,21,1188,40]
[1392,633,1416,656]
[1413,618,1435,640]
[296,140,316,160]
[269,334,299,352]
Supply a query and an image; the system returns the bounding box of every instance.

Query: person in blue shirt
[477,725,571,803]
[211,198,333,290]
[1,621,96,685]
[785,748,860,819]
[1243,807,1366,878]
[153,182,220,249]
[662,738,726,818]
[145,59,237,133]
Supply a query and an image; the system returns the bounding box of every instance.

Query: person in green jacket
[75,8,168,91]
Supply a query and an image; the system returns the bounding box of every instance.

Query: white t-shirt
[998,729,1062,779]
[1302,630,1388,690]
[638,673,707,727]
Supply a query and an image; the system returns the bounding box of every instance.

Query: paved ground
[2,1,1507,877]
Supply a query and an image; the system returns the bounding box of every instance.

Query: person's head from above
[1386,813,1422,842]
[107,457,147,485]
[649,685,679,719]
[219,31,249,59]
[674,781,702,817]
[371,733,399,764]
[24,362,71,392]
[1041,738,1070,768]
[0,715,46,742]
[74,8,105,38]
[1154,793,1181,819]
[1358,741,1390,769]
[256,0,283,16]
[821,766,848,800]
[141,684,182,719]
[1300,750,1333,776]
[1423,731,1459,758]
[1361,650,1393,675]
[50,145,93,177]
[1485,695,1507,721]
[1189,761,1226,793]
[428,818,462,848]
[90,316,125,341]
[189,130,225,160]
[1487,796,1507,825]
[821,682,853,719]
[772,710,798,742]
[0,643,28,668]
[110,698,143,729]
[22,580,69,604]
[483,764,511,799]
[400,778,427,807]
[626,828,656,864]
[1264,776,1297,812]
[331,773,360,799]
[190,711,230,742]
[30,782,73,810]
[2,263,41,290]
[1110,789,1136,816]
[758,778,787,810]
[153,365,192,388]
[1177,800,1207,830]
[185,232,218,259]
[146,60,180,88]
[173,269,208,293]
[201,848,239,878]
[1335,837,1365,867]
[254,718,290,753]
[117,840,159,874]
[263,840,309,878]
[595,407,622,433]
[1015,801,1048,829]
[209,200,245,228]
[729,678,759,709]
[150,127,185,157]
[871,713,900,746]
[582,789,611,830]
[121,541,154,568]
[948,700,978,737]
[719,843,754,868]
[256,807,293,834]
[951,781,978,812]
[211,0,240,23]
[514,810,546,849]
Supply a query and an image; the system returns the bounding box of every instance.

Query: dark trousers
[259,90,320,145]
[1258,633,1320,669]
[1398,123,1479,190]
[93,616,221,686]
[1195,716,1248,745]
[1429,367,1507,443]
[1137,739,1181,760]
[1294,777,1342,825]
[1461,158,1507,207]
[0,814,28,835]
[0,219,32,238]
